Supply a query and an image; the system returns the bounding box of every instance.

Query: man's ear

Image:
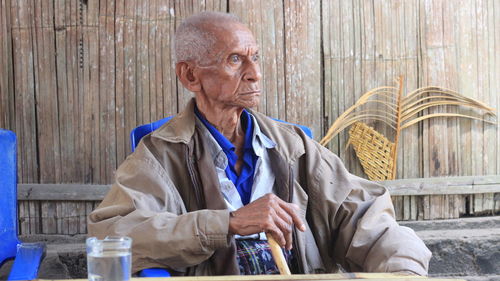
[176,62,202,92]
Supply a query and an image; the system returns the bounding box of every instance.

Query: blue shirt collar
[241,110,255,150]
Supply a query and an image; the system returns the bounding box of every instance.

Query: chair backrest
[0,129,21,265]
[270,118,313,139]
[130,116,313,152]
[130,116,174,151]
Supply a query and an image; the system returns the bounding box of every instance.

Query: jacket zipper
[185,145,203,209]
[289,164,305,274]
[185,145,204,276]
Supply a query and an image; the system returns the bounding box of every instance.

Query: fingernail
[300,224,306,231]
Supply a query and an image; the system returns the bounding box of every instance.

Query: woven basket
[348,122,396,181]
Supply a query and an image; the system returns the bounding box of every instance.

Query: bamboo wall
[1,0,499,186]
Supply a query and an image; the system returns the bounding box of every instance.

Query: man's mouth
[240,90,261,95]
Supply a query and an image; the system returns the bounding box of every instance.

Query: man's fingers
[272,212,294,249]
[230,194,306,245]
[279,202,306,232]
[261,208,290,248]
[264,193,305,232]
[274,204,293,226]
[266,225,286,247]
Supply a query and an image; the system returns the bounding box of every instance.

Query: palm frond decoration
[320,76,497,181]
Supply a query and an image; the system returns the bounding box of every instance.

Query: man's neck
[195,98,245,143]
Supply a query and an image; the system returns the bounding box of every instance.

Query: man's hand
[228,193,306,250]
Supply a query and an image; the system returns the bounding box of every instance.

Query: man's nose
[243,61,262,82]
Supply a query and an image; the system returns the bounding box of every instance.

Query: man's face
[194,23,262,109]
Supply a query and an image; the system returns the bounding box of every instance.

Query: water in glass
[87,237,132,281]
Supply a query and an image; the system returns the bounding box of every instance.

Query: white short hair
[174,11,242,65]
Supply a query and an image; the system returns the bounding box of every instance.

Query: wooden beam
[17,184,110,201]
[381,175,500,186]
[386,184,500,196]
[379,175,500,196]
[16,175,500,201]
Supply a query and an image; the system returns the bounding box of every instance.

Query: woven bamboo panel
[348,122,395,181]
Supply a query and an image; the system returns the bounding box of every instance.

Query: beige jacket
[88,99,431,276]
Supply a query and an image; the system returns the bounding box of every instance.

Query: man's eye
[230,55,240,64]
[252,54,260,62]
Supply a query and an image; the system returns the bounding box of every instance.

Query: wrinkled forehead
[205,22,258,62]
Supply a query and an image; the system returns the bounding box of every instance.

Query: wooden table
[38,273,466,281]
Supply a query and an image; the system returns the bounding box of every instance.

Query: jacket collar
[151,99,197,144]
[248,109,305,163]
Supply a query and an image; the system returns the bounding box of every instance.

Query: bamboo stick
[266,234,291,275]
[391,76,404,180]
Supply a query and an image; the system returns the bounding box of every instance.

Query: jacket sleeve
[306,142,432,275]
[87,149,231,273]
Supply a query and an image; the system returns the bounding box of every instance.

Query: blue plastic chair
[137,268,171,277]
[130,116,313,152]
[130,116,174,151]
[0,129,46,280]
[130,116,312,277]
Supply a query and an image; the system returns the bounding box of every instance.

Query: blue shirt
[194,106,258,205]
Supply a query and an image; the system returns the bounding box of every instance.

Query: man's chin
[246,100,260,109]
[242,99,260,109]
[232,96,260,109]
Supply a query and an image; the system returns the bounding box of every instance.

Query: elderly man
[88,11,431,276]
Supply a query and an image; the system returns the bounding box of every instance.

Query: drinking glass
[86,236,132,281]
